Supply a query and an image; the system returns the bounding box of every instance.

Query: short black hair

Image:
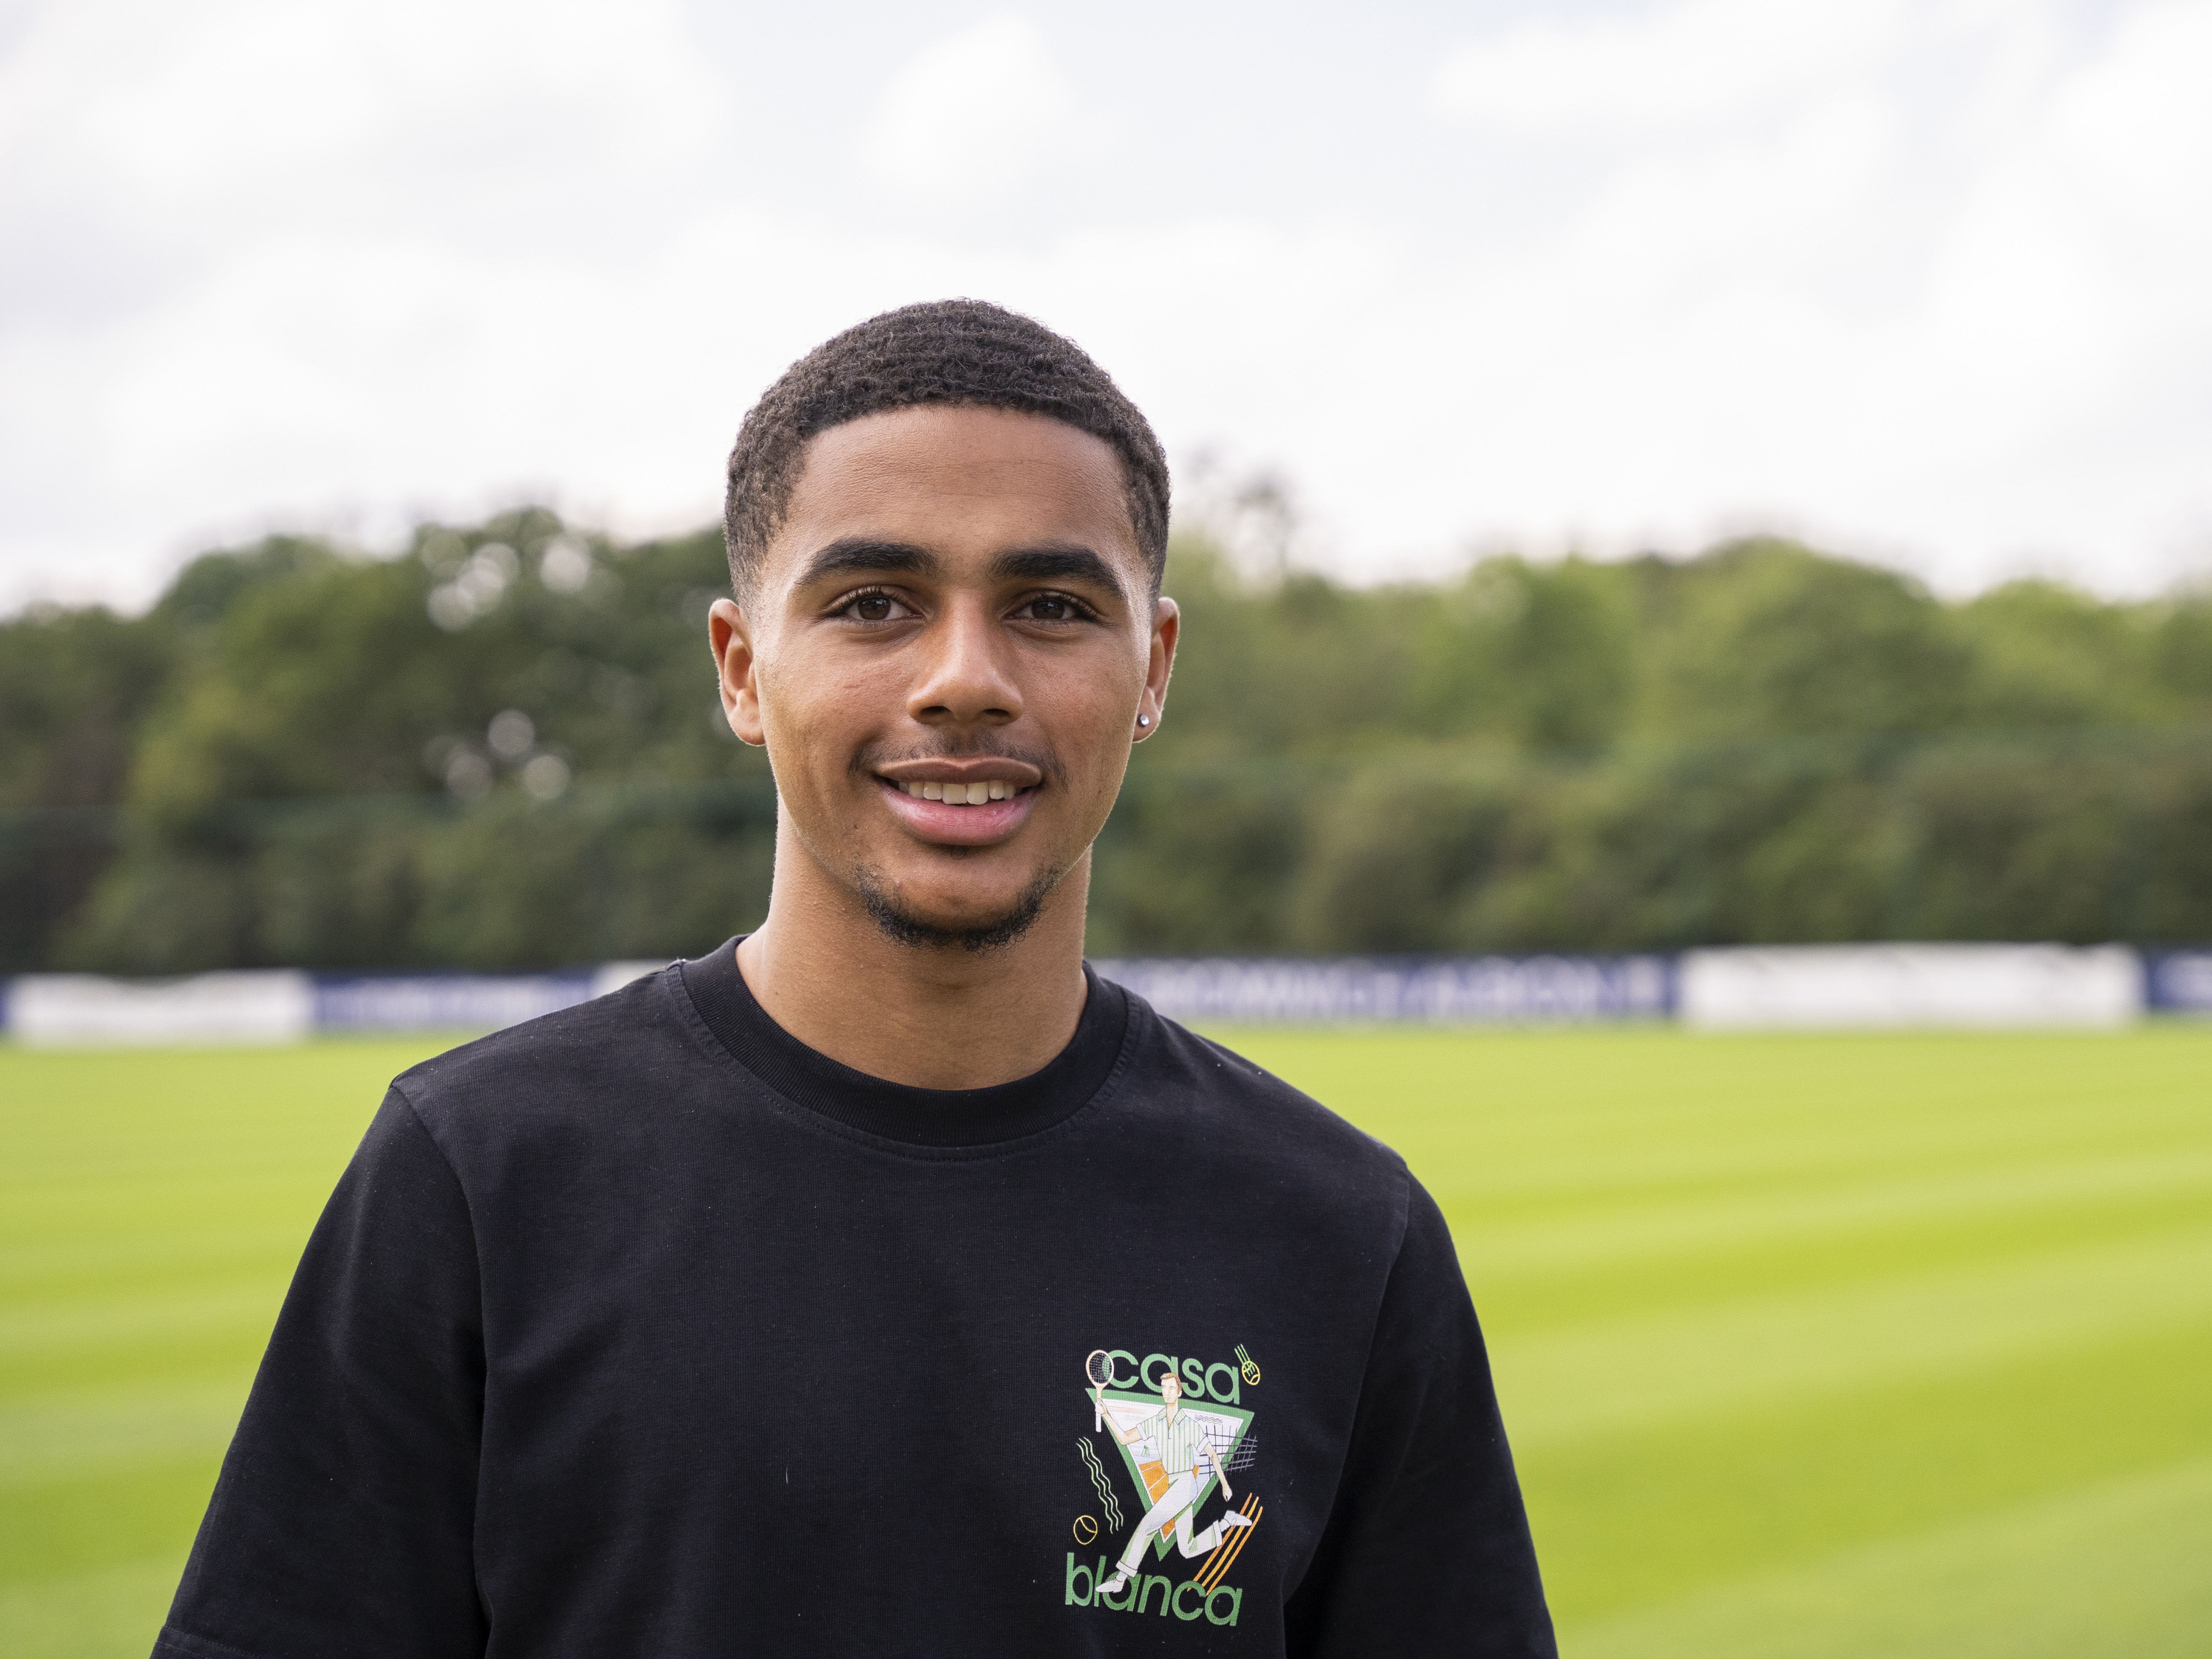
[723,299,1169,599]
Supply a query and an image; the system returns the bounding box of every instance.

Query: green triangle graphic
[1083,1389,1255,1561]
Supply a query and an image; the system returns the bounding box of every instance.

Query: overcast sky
[3,0,2209,611]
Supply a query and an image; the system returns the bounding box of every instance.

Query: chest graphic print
[1065,1346,1262,1627]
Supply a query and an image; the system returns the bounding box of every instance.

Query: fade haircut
[722,299,1170,601]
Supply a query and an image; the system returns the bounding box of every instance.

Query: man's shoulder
[387,965,696,1132]
[1111,988,1410,1210]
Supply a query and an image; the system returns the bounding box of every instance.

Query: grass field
[3,1025,2208,1656]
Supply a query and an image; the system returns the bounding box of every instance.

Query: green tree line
[3,510,2208,973]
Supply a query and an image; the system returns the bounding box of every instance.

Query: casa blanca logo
[1091,1348,1252,1405]
[1065,1343,1264,1628]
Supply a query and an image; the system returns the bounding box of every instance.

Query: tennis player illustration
[1092,1368,1255,1596]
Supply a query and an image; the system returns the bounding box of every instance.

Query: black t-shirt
[156,943,1554,1657]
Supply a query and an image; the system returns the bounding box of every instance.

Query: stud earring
[1137,713,1152,728]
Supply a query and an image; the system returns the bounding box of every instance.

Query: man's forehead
[763,406,1145,589]
[805,402,1116,473]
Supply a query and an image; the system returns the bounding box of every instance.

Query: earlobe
[709,598,768,747]
[727,679,767,748]
[726,668,767,748]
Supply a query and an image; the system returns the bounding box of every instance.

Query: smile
[892,780,1027,804]
[870,766,1043,845]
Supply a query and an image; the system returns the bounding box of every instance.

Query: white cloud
[0,0,720,245]
[0,0,737,605]
[1427,0,1911,134]
[1404,0,2212,592]
[857,13,1084,203]
[1,0,2209,611]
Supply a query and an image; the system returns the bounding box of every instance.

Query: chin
[852,863,1065,954]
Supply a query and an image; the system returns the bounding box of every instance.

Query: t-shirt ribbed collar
[677,937,1128,1148]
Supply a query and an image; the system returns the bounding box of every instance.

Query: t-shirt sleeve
[154,1086,487,1659]
[1284,1173,1557,1657]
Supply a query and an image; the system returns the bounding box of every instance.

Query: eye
[1017,592,1094,624]
[833,588,914,624]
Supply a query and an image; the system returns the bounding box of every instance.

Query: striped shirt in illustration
[1136,1408,1211,1476]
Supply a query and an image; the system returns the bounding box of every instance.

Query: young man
[154,300,1554,1656]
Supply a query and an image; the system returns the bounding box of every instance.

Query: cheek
[759,655,873,746]
[1038,651,1146,741]
[1048,716,1136,796]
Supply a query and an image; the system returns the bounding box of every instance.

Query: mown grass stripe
[1519,1317,2212,1619]
[1448,1148,2212,1282]
[0,1284,290,1364]
[1566,1457,2212,1659]
[1496,1227,2212,1446]
[0,1557,190,1659]
[0,1381,248,1488]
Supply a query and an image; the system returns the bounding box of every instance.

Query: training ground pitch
[2,1025,2207,1656]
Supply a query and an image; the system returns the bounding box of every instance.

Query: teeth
[897,780,1022,804]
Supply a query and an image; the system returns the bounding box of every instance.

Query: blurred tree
[48,512,774,972]
[5,514,2207,971]
[0,606,173,969]
[1653,540,1972,740]
[1476,557,1636,750]
[2148,590,2212,707]
[1286,770,1518,952]
[1951,580,2162,729]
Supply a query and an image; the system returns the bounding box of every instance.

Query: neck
[735,845,1093,1090]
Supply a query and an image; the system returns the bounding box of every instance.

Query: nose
[907,597,1022,730]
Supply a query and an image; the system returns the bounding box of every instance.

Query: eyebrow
[795,538,940,586]
[990,545,1125,593]
[796,538,1129,596]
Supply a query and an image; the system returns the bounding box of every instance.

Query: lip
[874,774,1039,846]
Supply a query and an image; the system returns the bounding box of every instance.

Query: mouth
[886,778,1029,805]
[871,759,1043,846]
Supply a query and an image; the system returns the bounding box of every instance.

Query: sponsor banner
[7,970,314,1047]
[1092,955,1675,1023]
[1679,944,2143,1030]
[312,972,595,1032]
[5,950,2171,1040]
[2144,950,2212,1014]
[0,963,677,1043]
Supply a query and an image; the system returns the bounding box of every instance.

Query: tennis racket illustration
[1084,1349,1114,1431]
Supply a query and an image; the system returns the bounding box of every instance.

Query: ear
[708,598,766,746]
[1134,596,1180,739]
